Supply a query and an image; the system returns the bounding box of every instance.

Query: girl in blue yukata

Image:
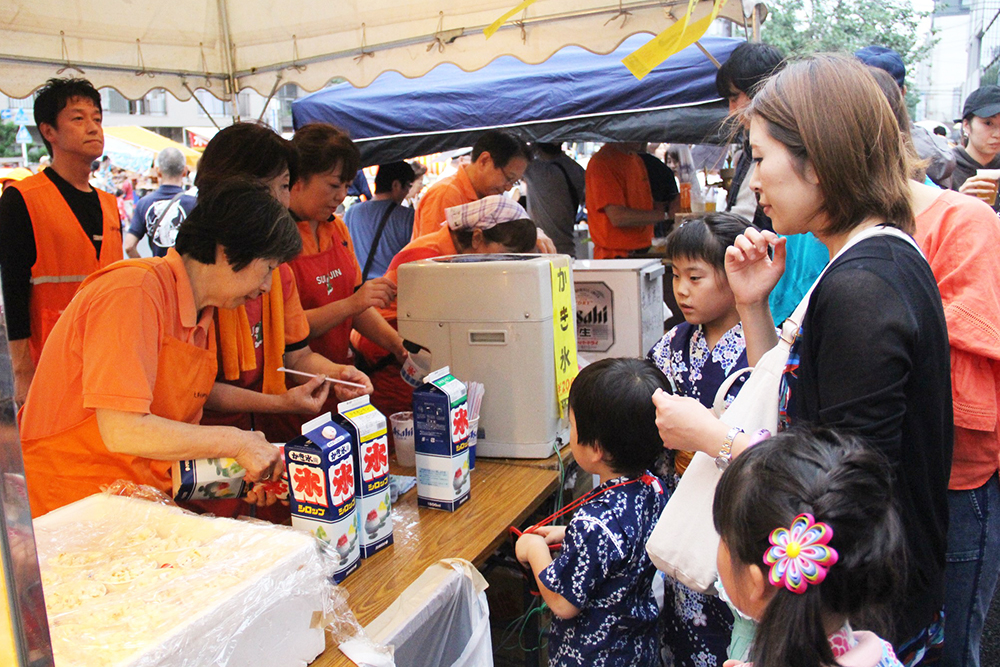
[714,427,905,667]
[647,212,754,667]
[515,358,669,667]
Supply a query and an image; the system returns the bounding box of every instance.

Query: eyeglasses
[499,167,521,186]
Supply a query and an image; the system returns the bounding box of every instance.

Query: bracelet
[748,428,772,447]
[715,426,743,471]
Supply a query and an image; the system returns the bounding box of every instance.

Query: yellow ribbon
[622,0,728,80]
[484,0,539,39]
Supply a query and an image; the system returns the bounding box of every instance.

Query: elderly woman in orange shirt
[19,180,301,516]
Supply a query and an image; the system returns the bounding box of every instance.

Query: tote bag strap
[778,225,921,346]
[712,366,754,416]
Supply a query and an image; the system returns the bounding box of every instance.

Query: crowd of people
[0,36,999,667]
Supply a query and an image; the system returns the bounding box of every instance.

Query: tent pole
[183,82,223,130]
[216,0,240,122]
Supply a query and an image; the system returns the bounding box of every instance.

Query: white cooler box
[572,258,666,360]
[34,494,329,667]
[397,254,572,459]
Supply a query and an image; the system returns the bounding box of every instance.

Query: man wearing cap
[124,147,197,258]
[950,85,1000,213]
[856,45,957,188]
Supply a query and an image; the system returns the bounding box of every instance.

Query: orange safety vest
[10,172,122,364]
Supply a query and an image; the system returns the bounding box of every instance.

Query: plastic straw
[277,367,368,390]
[467,381,485,419]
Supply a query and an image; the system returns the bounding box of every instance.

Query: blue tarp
[292,35,743,166]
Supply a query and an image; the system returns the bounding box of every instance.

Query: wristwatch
[716,427,743,470]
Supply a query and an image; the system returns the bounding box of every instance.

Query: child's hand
[531,525,566,545]
[515,532,550,567]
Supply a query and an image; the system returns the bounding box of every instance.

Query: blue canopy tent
[292,35,743,166]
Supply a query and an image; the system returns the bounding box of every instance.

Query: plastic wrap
[33,487,356,667]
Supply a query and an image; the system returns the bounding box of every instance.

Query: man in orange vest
[0,78,122,406]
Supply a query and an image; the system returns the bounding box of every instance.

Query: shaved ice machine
[397,254,572,459]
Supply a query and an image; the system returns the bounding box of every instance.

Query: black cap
[960,85,1000,122]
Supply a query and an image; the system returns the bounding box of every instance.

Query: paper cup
[468,416,479,470]
[976,169,1000,205]
[390,411,416,467]
[400,351,432,388]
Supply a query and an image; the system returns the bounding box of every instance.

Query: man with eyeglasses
[585,143,664,259]
[412,130,532,240]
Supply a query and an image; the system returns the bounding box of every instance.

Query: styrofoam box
[34,494,328,667]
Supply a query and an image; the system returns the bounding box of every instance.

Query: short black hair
[533,142,563,157]
[292,123,361,183]
[452,218,538,253]
[33,78,103,155]
[194,122,298,196]
[471,130,532,169]
[569,358,671,477]
[716,42,785,98]
[175,178,302,271]
[933,125,947,137]
[374,161,416,193]
[665,212,752,273]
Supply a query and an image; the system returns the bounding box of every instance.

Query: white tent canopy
[0,0,764,102]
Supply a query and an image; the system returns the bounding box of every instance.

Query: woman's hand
[349,277,397,314]
[652,388,729,457]
[725,228,786,308]
[233,431,285,486]
[280,374,331,414]
[332,366,373,401]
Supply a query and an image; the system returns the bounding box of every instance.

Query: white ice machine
[572,258,666,361]
[397,254,572,459]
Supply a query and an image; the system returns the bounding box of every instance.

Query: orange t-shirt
[914,189,1000,490]
[20,249,214,441]
[412,166,479,239]
[584,145,654,256]
[382,227,458,321]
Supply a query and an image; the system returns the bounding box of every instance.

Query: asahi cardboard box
[285,413,360,582]
[413,367,471,512]
[335,396,393,557]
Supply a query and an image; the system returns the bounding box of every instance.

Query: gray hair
[156,147,186,178]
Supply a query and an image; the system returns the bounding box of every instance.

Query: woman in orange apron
[18,181,302,517]
[352,195,538,420]
[282,124,406,420]
[192,123,372,450]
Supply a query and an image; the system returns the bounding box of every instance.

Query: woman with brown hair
[653,55,952,664]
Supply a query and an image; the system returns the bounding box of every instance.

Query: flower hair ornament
[763,513,839,594]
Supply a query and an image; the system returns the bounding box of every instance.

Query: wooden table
[310,453,569,667]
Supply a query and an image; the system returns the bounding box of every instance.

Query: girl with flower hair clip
[713,427,906,667]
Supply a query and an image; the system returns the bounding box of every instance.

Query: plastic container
[390,411,416,467]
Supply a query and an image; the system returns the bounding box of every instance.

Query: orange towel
[218,268,287,395]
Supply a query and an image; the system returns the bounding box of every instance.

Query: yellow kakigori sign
[485,0,730,81]
[550,261,578,419]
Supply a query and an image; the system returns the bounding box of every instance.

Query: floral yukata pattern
[539,473,668,667]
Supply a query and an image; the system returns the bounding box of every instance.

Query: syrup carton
[285,413,360,583]
[413,367,471,512]
[172,445,289,502]
[335,396,393,557]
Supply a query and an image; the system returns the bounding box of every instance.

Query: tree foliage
[761,0,935,111]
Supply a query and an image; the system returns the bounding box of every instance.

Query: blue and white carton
[285,412,360,583]
[335,396,393,558]
[413,367,471,512]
